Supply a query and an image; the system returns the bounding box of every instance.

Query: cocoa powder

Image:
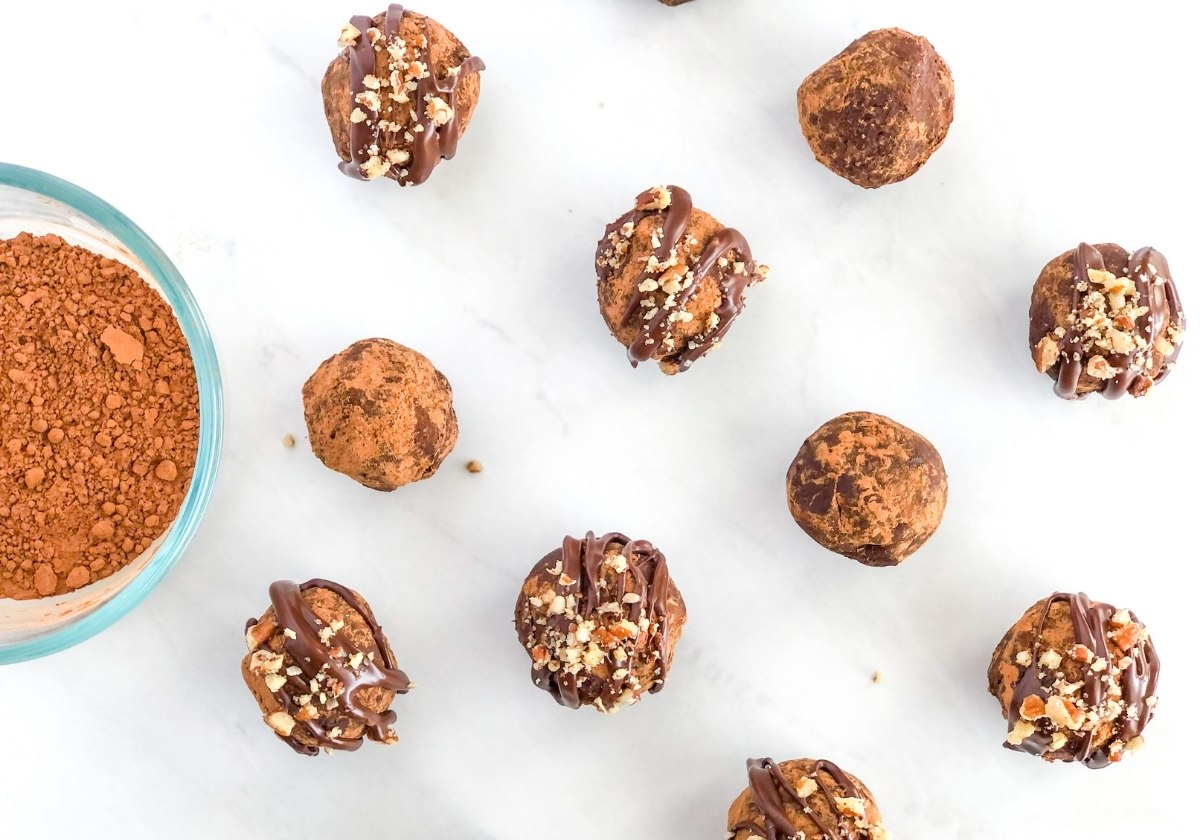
[0,232,200,599]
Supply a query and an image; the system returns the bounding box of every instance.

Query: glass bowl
[0,163,223,665]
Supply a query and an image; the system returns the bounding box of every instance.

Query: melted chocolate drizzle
[1052,243,1185,400]
[246,579,410,756]
[596,186,760,371]
[340,4,484,186]
[1005,592,1159,769]
[528,532,674,710]
[732,758,869,840]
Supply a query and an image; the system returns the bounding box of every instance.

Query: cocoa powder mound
[0,233,200,599]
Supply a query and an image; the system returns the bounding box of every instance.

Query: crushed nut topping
[424,95,454,126]
[338,22,361,47]
[1036,246,1185,398]
[517,533,676,713]
[596,186,766,372]
[1005,596,1157,766]
[339,13,478,185]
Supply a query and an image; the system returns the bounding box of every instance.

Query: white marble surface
[3,0,1198,836]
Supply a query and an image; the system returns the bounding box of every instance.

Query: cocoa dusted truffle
[596,185,768,375]
[1030,243,1185,400]
[322,4,483,186]
[243,579,411,756]
[728,758,892,840]
[514,532,686,713]
[302,338,458,491]
[786,411,947,566]
[988,592,1160,769]
[798,28,953,188]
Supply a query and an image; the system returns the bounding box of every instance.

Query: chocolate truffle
[658,0,695,5]
[728,758,892,840]
[302,338,458,491]
[1030,243,1185,400]
[243,579,411,756]
[798,28,953,188]
[322,4,483,186]
[988,592,1159,768]
[786,411,947,566]
[596,185,768,375]
[514,532,686,713]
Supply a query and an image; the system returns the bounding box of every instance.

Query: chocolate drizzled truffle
[514,532,686,713]
[988,592,1159,768]
[243,579,411,756]
[322,4,483,186]
[596,185,768,375]
[1030,243,1185,399]
[798,28,953,188]
[302,338,458,491]
[787,412,947,566]
[728,758,892,840]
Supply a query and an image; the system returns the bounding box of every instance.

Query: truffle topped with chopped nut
[514,532,686,713]
[321,4,483,186]
[1030,243,1185,399]
[596,185,768,375]
[728,758,892,840]
[243,579,410,756]
[798,28,953,188]
[786,411,947,566]
[988,592,1160,768]
[302,338,458,491]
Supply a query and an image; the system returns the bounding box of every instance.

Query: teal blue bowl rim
[0,163,223,665]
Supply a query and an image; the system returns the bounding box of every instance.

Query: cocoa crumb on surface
[0,232,199,599]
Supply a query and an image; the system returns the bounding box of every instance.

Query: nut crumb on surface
[282,433,296,448]
[466,459,483,473]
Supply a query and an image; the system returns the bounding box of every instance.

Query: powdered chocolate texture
[1,233,199,599]
[302,338,457,491]
[786,411,947,566]
[798,28,954,188]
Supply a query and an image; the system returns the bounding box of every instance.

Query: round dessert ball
[658,0,695,5]
[987,592,1159,768]
[728,758,892,840]
[798,28,954,188]
[302,338,458,491]
[321,4,484,186]
[242,579,411,756]
[596,185,769,375]
[514,531,687,713]
[786,411,947,566]
[1029,243,1185,400]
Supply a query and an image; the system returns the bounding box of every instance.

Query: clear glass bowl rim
[0,162,224,665]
